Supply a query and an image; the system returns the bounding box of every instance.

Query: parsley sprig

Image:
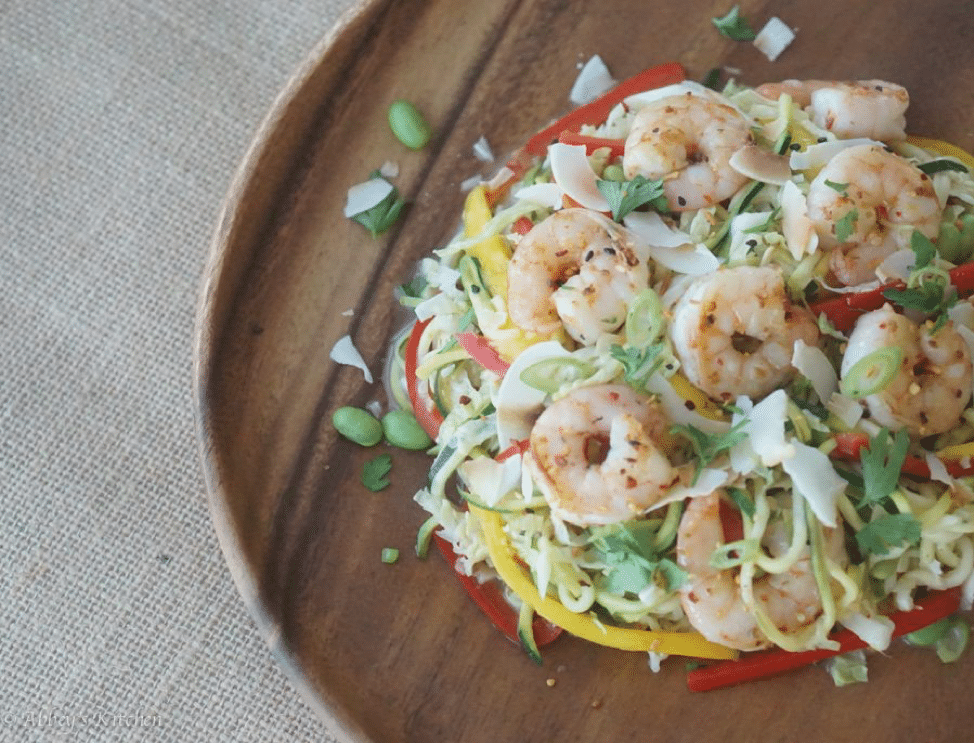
[350,172,407,237]
[610,343,666,390]
[670,420,748,484]
[596,175,667,221]
[592,523,687,594]
[882,230,956,331]
[362,453,393,491]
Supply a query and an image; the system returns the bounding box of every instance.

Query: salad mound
[390,62,974,687]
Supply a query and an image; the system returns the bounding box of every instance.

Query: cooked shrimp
[807,144,941,286]
[527,384,680,527]
[756,79,908,141]
[677,491,841,652]
[841,304,973,436]
[622,92,753,211]
[506,208,648,344]
[668,265,820,402]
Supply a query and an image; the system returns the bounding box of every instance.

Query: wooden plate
[194,1,974,740]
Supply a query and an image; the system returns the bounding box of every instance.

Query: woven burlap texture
[1,2,360,740]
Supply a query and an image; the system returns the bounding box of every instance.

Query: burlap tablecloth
[2,2,358,740]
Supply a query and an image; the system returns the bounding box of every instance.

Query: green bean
[382,409,433,450]
[332,406,383,447]
[388,99,432,150]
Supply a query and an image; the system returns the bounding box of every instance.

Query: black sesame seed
[790,143,802,151]
[677,196,687,206]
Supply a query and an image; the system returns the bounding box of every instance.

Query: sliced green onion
[905,616,954,646]
[935,616,970,663]
[624,288,665,347]
[840,346,904,398]
[519,357,596,394]
[388,99,432,150]
[381,547,400,564]
[415,516,439,559]
[918,159,969,175]
[826,650,868,687]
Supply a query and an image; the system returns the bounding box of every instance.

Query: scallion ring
[624,288,666,347]
[519,357,596,394]
[839,346,904,398]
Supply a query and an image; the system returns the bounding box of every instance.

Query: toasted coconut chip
[344,177,393,218]
[548,142,610,212]
[330,335,374,383]
[569,54,617,105]
[782,441,844,528]
[729,144,791,185]
[789,137,882,171]
[753,17,796,61]
[780,180,818,259]
[792,339,838,403]
[513,182,565,210]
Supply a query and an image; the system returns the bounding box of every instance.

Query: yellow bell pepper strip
[470,505,738,660]
[463,185,512,298]
[668,371,728,422]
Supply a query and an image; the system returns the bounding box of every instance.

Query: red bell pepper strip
[687,587,962,692]
[557,130,626,157]
[495,439,529,461]
[487,61,685,204]
[455,332,511,375]
[432,532,562,648]
[810,261,974,333]
[830,431,974,479]
[511,215,534,235]
[404,317,444,440]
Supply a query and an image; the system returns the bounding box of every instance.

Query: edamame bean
[382,408,433,450]
[332,406,383,447]
[388,99,432,150]
[601,163,626,182]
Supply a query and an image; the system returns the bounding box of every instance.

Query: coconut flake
[514,182,565,210]
[840,612,894,651]
[747,390,794,467]
[495,341,571,447]
[460,174,483,192]
[728,211,773,262]
[789,138,882,171]
[780,180,819,260]
[827,393,864,429]
[329,335,374,383]
[624,212,721,275]
[344,177,394,218]
[472,136,494,162]
[753,17,795,61]
[729,145,791,185]
[663,467,729,504]
[875,248,917,283]
[549,143,610,211]
[792,339,838,403]
[569,54,617,105]
[623,81,716,111]
[781,440,843,527]
[457,454,522,507]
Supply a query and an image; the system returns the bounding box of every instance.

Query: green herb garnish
[855,513,922,557]
[918,159,969,175]
[610,343,666,389]
[596,175,667,221]
[362,453,393,491]
[351,177,407,237]
[859,427,908,508]
[834,208,859,243]
[670,420,748,484]
[712,5,757,41]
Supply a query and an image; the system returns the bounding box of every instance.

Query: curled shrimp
[677,491,842,652]
[506,208,648,344]
[668,265,820,402]
[527,383,680,527]
[622,92,753,211]
[807,144,940,286]
[756,79,909,141]
[841,304,973,436]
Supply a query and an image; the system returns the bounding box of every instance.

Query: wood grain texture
[194,1,974,741]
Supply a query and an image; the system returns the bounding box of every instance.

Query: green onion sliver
[625,288,665,347]
[517,601,543,665]
[381,547,400,564]
[519,358,596,394]
[839,346,903,398]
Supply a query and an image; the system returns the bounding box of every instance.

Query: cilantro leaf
[918,159,969,175]
[351,180,407,237]
[670,420,748,483]
[910,229,937,270]
[824,179,849,193]
[859,428,908,508]
[362,453,392,491]
[712,5,757,41]
[596,176,667,221]
[610,343,665,388]
[592,524,686,594]
[834,208,859,243]
[855,513,922,556]
[882,279,952,316]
